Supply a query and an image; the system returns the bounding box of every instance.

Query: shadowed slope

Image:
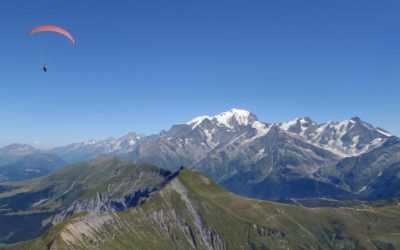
[0,157,174,245]
[10,169,400,250]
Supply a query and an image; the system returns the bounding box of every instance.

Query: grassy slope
[10,170,400,250]
[0,157,173,247]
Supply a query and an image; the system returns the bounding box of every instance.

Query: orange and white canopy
[30,25,75,45]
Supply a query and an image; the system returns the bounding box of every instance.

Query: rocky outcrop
[52,187,157,224]
[9,169,400,250]
[168,178,226,250]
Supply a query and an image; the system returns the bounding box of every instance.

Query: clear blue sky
[1,0,399,147]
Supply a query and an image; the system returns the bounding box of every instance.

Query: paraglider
[29,25,75,72]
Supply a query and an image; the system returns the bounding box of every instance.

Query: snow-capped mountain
[279,116,392,157]
[50,109,393,166]
[51,132,142,162]
[128,109,271,169]
[196,124,340,183]
[185,108,270,147]
[188,108,261,129]
[49,109,394,174]
[124,109,342,201]
[317,137,400,199]
[38,108,397,201]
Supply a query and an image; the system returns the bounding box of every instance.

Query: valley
[1,158,399,250]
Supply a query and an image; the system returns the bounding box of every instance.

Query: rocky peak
[350,116,362,123]
[280,116,393,156]
[279,117,317,134]
[187,108,258,130]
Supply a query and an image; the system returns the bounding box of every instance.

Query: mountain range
[0,144,66,182]
[2,158,400,250]
[0,108,398,201]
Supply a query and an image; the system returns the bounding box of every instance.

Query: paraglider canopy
[30,25,75,45]
[30,25,75,72]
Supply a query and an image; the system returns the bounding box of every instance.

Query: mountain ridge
[4,160,400,250]
[1,108,398,201]
[46,108,394,161]
[2,109,391,161]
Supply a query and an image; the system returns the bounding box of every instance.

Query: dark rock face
[52,187,158,224]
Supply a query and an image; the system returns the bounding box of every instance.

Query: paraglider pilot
[29,25,76,73]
